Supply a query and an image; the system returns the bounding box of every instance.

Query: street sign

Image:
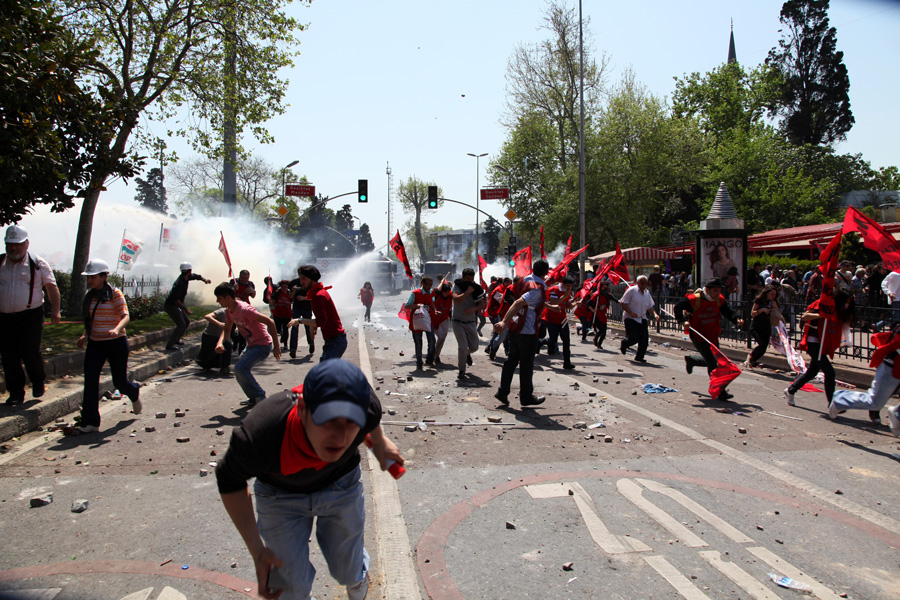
[481,187,510,200]
[285,183,316,197]
[504,209,517,221]
[276,205,289,217]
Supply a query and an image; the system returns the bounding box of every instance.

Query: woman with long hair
[784,288,854,408]
[708,243,736,280]
[358,281,375,322]
[744,285,780,368]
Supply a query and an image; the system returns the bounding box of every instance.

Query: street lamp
[467,152,488,261]
[281,159,299,200]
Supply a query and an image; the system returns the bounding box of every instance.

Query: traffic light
[427,186,438,209]
[358,179,368,203]
[507,244,517,266]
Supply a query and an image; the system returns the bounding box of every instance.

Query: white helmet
[4,224,28,244]
[81,259,110,275]
[179,262,192,271]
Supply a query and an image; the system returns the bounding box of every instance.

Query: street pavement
[1,293,899,600]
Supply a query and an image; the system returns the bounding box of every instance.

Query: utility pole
[386,162,394,249]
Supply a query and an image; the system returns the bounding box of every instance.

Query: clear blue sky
[105,0,899,249]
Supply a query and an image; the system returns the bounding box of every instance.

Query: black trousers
[623,319,649,360]
[196,333,232,369]
[789,342,835,401]
[0,307,46,399]
[499,333,539,400]
[748,321,771,363]
[165,304,190,348]
[82,337,140,427]
[686,332,717,375]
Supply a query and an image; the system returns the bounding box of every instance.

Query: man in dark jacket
[164,262,210,351]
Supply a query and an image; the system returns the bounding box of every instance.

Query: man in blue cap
[216,359,403,600]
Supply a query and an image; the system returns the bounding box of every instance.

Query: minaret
[728,19,737,64]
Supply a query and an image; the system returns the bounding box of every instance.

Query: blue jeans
[254,468,369,600]
[831,361,900,412]
[412,329,435,364]
[234,343,271,401]
[321,334,347,361]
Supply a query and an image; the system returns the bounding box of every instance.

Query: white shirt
[620,284,655,323]
[520,274,547,335]
[0,253,56,313]
[882,271,900,300]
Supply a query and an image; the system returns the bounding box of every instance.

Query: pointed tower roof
[700,182,744,230]
[728,20,737,64]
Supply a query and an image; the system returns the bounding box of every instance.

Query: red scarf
[306,281,333,300]
[280,385,329,475]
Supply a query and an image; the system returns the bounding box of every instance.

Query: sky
[18,0,900,271]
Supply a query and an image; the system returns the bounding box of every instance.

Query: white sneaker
[76,424,99,433]
[784,388,795,406]
[828,401,840,420]
[131,398,142,415]
[888,405,900,437]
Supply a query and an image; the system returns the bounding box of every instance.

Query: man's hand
[76,334,86,349]
[272,345,282,361]
[493,321,507,334]
[184,307,192,316]
[215,343,225,354]
[50,310,61,325]
[370,435,403,472]
[253,546,284,599]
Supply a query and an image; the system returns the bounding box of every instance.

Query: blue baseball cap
[303,360,371,427]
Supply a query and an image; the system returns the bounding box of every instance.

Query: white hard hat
[179,262,192,271]
[81,259,110,275]
[5,224,28,244]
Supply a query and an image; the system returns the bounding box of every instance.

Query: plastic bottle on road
[364,434,406,479]
[768,573,813,594]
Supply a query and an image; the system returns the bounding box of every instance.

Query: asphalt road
[1,292,899,600]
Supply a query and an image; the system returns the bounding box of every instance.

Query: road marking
[700,550,782,600]
[120,589,153,600]
[0,589,61,599]
[642,556,712,600]
[617,479,708,548]
[636,478,753,543]
[746,546,844,600]
[357,325,421,600]
[526,482,651,554]
[558,373,900,537]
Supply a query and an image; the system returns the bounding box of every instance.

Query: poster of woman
[701,238,743,299]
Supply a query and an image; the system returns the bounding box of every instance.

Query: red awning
[589,247,675,266]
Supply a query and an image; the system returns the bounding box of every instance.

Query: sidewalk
[0,321,206,444]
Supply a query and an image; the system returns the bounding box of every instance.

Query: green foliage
[50,270,71,316]
[134,167,168,213]
[397,177,441,263]
[358,223,376,253]
[766,0,854,145]
[125,293,166,321]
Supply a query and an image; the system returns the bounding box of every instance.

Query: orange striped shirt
[88,288,129,341]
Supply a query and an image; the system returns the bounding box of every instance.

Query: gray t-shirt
[452,283,479,323]
[203,308,227,337]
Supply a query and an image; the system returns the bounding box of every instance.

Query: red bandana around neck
[306,281,332,300]
[280,384,330,475]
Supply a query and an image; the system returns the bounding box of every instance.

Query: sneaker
[684,356,693,375]
[784,388,795,406]
[76,424,99,434]
[562,363,576,370]
[887,405,900,436]
[521,396,546,407]
[240,398,257,407]
[868,410,881,425]
[220,366,231,376]
[828,401,840,420]
[32,382,45,398]
[620,339,627,355]
[494,391,509,406]
[131,398,143,415]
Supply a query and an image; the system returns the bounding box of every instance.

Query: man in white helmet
[0,225,61,405]
[164,262,211,351]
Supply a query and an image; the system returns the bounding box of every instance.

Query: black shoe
[417,362,423,370]
[494,391,510,406]
[521,396,546,407]
[5,395,24,406]
[718,390,734,401]
[289,350,296,359]
[435,357,443,365]
[547,349,557,356]
[457,370,466,380]
[466,354,473,366]
[425,359,434,367]
[489,349,497,360]
[634,357,647,364]
[620,339,627,355]
[309,344,315,354]
[32,382,45,398]
[869,410,882,424]
[684,356,693,375]
[562,363,576,370]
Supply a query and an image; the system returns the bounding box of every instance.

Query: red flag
[389,230,413,279]
[539,226,546,260]
[513,246,533,277]
[564,235,572,256]
[708,341,742,400]
[218,231,233,278]
[546,243,590,284]
[842,206,900,272]
[817,231,842,322]
[477,254,488,288]
[606,242,631,285]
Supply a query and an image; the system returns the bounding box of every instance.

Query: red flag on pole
[389,231,413,279]
[218,231,233,278]
[817,231,842,322]
[842,206,900,272]
[539,226,546,260]
[606,242,631,285]
[564,235,572,256]
[513,246,533,277]
[478,254,488,288]
[708,340,742,400]
[546,243,590,284]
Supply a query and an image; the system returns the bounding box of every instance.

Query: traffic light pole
[285,190,356,231]
[436,196,499,222]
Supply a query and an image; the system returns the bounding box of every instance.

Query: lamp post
[467,152,488,262]
[281,160,299,200]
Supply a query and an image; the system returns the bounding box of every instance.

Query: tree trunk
[67,185,102,316]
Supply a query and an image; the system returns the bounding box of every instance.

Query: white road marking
[636,478,754,543]
[119,589,153,600]
[358,326,422,600]
[746,546,844,600]
[617,479,708,548]
[643,556,712,600]
[155,587,187,600]
[699,550,782,600]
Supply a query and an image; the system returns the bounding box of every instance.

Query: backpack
[508,279,545,336]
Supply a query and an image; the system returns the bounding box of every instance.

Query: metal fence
[119,276,163,298]
[605,283,890,365]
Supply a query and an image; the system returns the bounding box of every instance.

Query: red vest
[432,291,453,326]
[686,292,725,345]
[360,288,374,305]
[799,300,843,358]
[272,289,292,319]
[234,280,254,303]
[542,284,570,325]
[408,288,433,331]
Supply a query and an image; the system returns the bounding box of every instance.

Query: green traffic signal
[427,185,438,209]
[358,179,368,203]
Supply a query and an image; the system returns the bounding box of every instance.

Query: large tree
[397,176,441,264]
[0,0,132,224]
[133,168,168,214]
[766,0,854,146]
[59,0,304,315]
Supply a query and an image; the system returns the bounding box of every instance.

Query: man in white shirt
[881,269,900,327]
[619,275,660,363]
[0,225,61,405]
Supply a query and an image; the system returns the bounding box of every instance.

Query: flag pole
[115,228,126,277]
[159,223,163,252]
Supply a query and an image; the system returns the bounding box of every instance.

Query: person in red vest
[405,275,435,369]
[269,280,293,351]
[485,277,514,360]
[577,280,617,349]
[230,270,257,356]
[674,278,743,401]
[431,282,453,365]
[358,281,375,323]
[784,287,854,409]
[539,276,576,369]
[290,265,346,361]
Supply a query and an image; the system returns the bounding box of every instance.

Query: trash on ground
[768,573,813,593]
[642,383,678,394]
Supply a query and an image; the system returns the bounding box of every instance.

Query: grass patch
[42,305,218,357]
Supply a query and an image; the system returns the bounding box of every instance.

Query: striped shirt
[88,288,129,341]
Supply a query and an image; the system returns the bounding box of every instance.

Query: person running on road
[358,281,374,323]
[619,275,660,363]
[289,265,347,361]
[73,259,141,433]
[744,285,781,368]
[0,224,61,405]
[289,267,316,359]
[829,321,900,425]
[452,268,486,379]
[485,277,515,360]
[214,282,280,407]
[405,275,435,369]
[269,280,293,352]
[539,275,576,370]
[431,282,453,365]
[164,262,210,351]
[216,359,403,600]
